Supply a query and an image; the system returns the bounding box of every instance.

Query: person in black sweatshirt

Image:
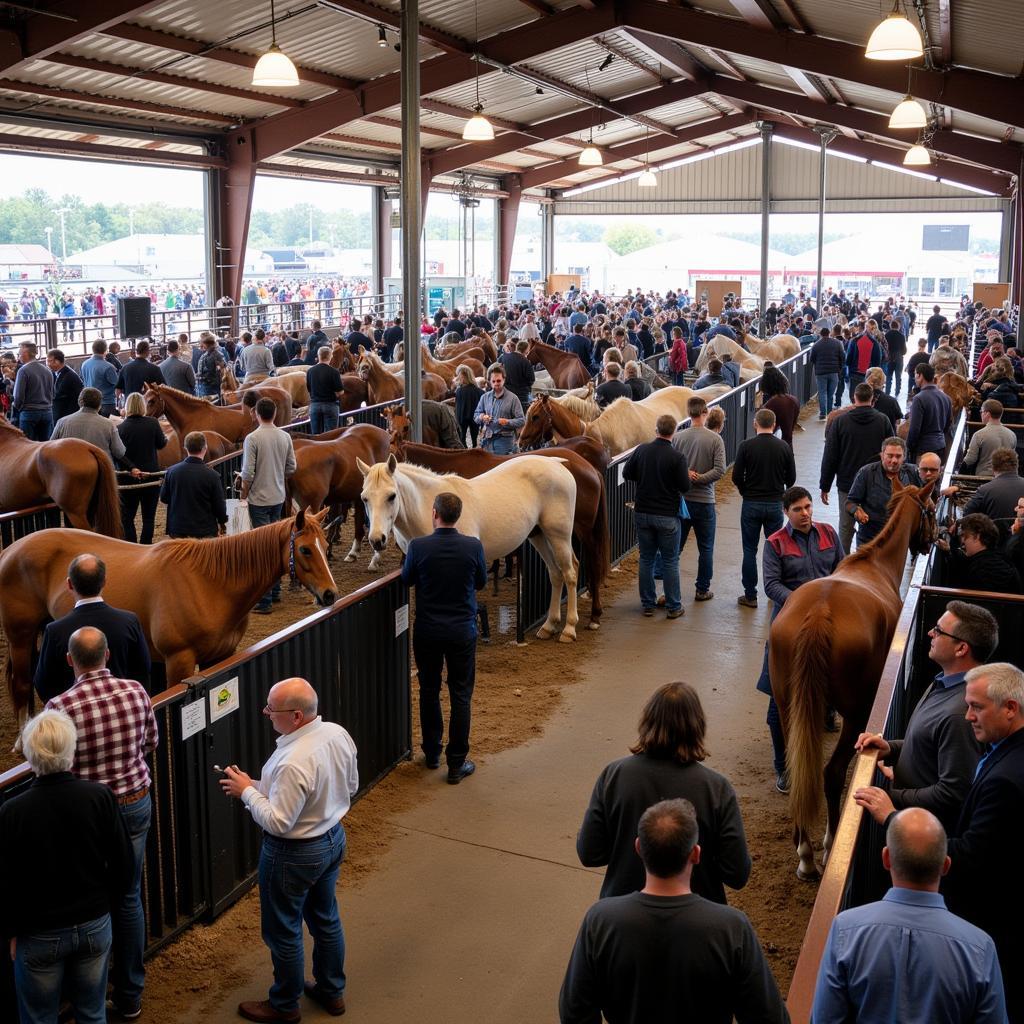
[733,408,796,607]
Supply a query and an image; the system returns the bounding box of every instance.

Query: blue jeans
[195,384,220,399]
[112,793,151,1008]
[740,500,783,599]
[14,914,112,1024]
[885,355,904,395]
[259,824,347,1013]
[755,604,786,776]
[482,434,515,455]
[637,512,681,612]
[815,373,839,418]
[309,401,340,436]
[18,409,52,441]
[249,503,284,606]
[679,502,716,594]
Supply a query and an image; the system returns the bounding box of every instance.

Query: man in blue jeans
[222,677,359,1023]
[305,345,343,435]
[11,340,53,440]
[731,408,797,608]
[623,414,691,618]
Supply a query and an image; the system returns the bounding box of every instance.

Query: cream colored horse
[695,336,766,374]
[747,333,801,362]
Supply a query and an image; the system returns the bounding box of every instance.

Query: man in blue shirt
[811,807,1005,1023]
[401,492,488,785]
[78,339,119,417]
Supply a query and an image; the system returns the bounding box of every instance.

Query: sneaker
[818,413,826,421]
[695,590,713,602]
[775,772,791,795]
[424,754,440,769]
[107,1000,143,1022]
[642,607,654,617]
[737,595,758,608]
[666,608,684,619]
[447,759,476,785]
[254,603,273,615]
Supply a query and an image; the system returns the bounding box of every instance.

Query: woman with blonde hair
[454,363,484,447]
[116,391,167,543]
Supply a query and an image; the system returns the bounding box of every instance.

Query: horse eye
[299,545,312,557]
[388,494,396,502]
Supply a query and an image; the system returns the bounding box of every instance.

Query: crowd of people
[2,282,1023,1024]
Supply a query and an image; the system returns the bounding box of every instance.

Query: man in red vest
[756,486,845,793]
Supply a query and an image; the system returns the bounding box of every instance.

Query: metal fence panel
[0,505,63,550]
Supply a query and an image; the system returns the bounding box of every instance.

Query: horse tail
[87,448,124,539]
[785,607,830,834]
[589,469,609,594]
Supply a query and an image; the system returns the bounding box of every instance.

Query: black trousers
[413,633,476,767]
[121,486,159,544]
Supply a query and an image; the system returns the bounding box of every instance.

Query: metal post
[997,196,1013,286]
[814,128,837,315]
[401,0,422,441]
[757,122,773,336]
[541,200,554,291]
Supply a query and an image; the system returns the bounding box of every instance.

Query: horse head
[383,405,412,444]
[356,352,373,380]
[143,382,164,417]
[892,476,938,556]
[290,507,337,606]
[519,394,553,449]
[357,453,401,552]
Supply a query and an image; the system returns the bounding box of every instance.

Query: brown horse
[526,339,593,389]
[383,403,464,449]
[771,479,937,879]
[356,351,448,403]
[392,439,609,627]
[438,335,497,364]
[0,509,337,724]
[519,393,590,447]
[143,383,257,444]
[0,417,123,537]
[420,345,486,384]
[288,424,392,568]
[224,365,310,407]
[220,384,295,425]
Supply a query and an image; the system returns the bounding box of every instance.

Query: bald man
[221,678,358,1023]
[811,808,1005,1023]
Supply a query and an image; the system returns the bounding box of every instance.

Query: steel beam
[758,120,772,333]
[318,0,469,55]
[541,200,554,283]
[498,175,522,287]
[618,28,706,80]
[0,0,164,75]
[217,137,258,306]
[620,0,1024,131]
[373,186,391,298]
[781,66,831,102]
[0,131,223,168]
[520,112,750,189]
[727,0,784,31]
[937,0,952,66]
[814,127,837,310]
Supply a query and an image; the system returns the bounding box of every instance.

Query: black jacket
[455,382,484,426]
[159,456,228,538]
[51,365,83,422]
[809,336,845,376]
[622,437,690,517]
[819,405,895,493]
[498,351,535,401]
[116,357,164,396]
[116,414,168,473]
[966,473,1024,540]
[733,434,796,502]
[34,600,151,701]
[946,546,1021,594]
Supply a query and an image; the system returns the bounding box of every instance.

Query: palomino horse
[356,351,449,403]
[222,365,310,407]
[0,509,337,724]
[359,454,581,641]
[392,439,609,628]
[749,333,801,362]
[420,345,486,384]
[771,478,937,880]
[383,403,464,449]
[287,424,392,568]
[525,339,593,389]
[695,336,767,374]
[0,416,122,536]
[220,383,295,425]
[143,383,257,444]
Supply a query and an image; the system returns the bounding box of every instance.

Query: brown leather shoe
[304,982,346,1016]
[238,999,301,1023]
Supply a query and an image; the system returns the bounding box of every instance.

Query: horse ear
[356,457,371,477]
[295,507,306,530]
[358,344,366,355]
[539,393,549,404]
[386,453,398,474]
[312,506,330,523]
[892,475,905,493]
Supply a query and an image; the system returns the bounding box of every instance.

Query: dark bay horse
[0,416,122,536]
[526,339,593,389]
[143,383,257,444]
[0,509,337,725]
[771,478,937,879]
[392,438,609,628]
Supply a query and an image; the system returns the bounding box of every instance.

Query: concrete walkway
[196,415,837,1023]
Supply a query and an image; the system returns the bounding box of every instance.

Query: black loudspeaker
[117,296,152,339]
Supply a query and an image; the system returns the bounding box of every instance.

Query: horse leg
[531,533,579,642]
[163,649,199,688]
[794,825,818,881]
[6,626,38,749]
[344,502,363,563]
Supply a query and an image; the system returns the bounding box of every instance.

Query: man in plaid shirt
[46,626,158,1022]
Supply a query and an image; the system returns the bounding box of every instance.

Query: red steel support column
[498,175,522,289]
[218,132,257,307]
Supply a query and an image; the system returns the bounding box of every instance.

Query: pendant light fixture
[462,0,494,142]
[888,65,926,129]
[903,142,931,166]
[253,0,299,87]
[865,1,924,60]
[637,127,657,187]
[578,65,603,167]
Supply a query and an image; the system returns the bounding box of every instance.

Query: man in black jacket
[819,383,895,553]
[33,554,151,701]
[46,348,83,424]
[115,341,163,400]
[498,340,536,410]
[940,513,1021,593]
[623,415,690,618]
[733,408,797,608]
[159,431,228,539]
[964,447,1024,540]
[809,327,845,419]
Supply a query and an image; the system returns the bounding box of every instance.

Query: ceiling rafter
[937,0,952,65]
[618,28,707,81]
[594,36,664,82]
[316,0,471,56]
[0,130,222,168]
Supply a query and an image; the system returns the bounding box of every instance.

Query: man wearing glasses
[220,678,358,1023]
[852,601,997,832]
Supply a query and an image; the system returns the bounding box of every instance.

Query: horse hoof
[536,626,555,639]
[558,631,577,644]
[343,554,356,563]
[588,621,601,630]
[796,866,820,882]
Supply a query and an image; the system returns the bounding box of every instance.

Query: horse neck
[0,418,29,446]
[548,403,584,439]
[864,494,920,589]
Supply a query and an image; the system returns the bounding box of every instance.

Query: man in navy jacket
[159,432,228,539]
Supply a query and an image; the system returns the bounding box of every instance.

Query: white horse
[357,455,581,642]
[747,333,801,362]
[694,335,767,374]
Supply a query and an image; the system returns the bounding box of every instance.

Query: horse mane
[0,416,24,436]
[394,460,459,482]
[843,485,923,565]
[555,394,601,421]
[161,517,292,577]
[152,384,219,408]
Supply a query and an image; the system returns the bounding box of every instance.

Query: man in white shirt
[221,677,359,1023]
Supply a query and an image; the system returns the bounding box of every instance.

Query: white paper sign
[618,461,627,486]
[740,391,746,407]
[209,677,240,722]
[180,700,206,741]
[395,604,409,637]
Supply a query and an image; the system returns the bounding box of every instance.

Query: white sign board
[180,700,207,741]
[395,604,410,637]
[209,677,240,723]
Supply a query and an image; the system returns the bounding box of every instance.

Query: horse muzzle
[370,535,388,552]
[317,588,337,607]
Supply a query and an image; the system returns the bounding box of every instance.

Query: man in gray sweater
[238,329,276,382]
[158,339,197,394]
[240,396,296,613]
[961,399,1018,478]
[672,398,726,601]
[853,600,997,833]
[51,388,142,478]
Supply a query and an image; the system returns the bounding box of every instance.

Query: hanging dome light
[578,144,602,167]
[462,104,494,141]
[889,95,927,129]
[865,7,924,60]
[637,166,657,187]
[903,143,931,166]
[253,1,299,87]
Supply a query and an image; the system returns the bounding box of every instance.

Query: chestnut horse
[525,339,593,389]
[143,383,257,444]
[392,438,609,628]
[356,351,448,402]
[382,403,464,449]
[420,345,486,384]
[0,509,337,724]
[287,424,392,569]
[771,479,937,879]
[0,417,122,537]
[220,384,295,425]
